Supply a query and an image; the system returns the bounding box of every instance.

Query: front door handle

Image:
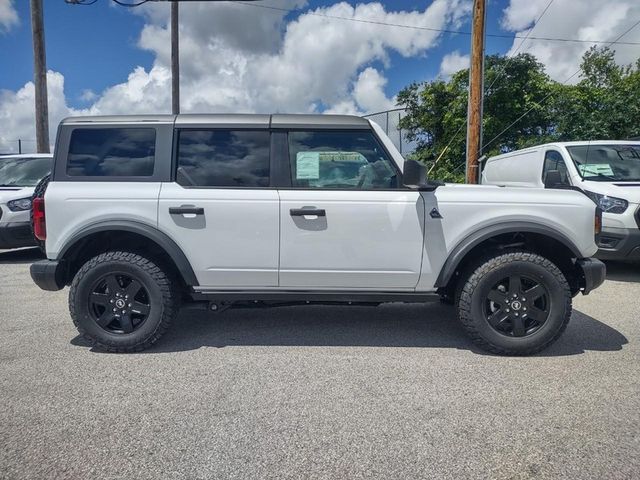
[169,206,204,215]
[290,208,326,217]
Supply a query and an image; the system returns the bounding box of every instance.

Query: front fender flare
[434,221,583,288]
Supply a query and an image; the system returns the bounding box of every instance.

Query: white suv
[30,114,605,355]
[0,154,52,249]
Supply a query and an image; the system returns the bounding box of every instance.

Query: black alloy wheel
[88,272,151,334]
[484,274,550,337]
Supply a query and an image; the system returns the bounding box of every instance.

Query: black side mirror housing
[544,170,562,189]
[403,159,436,191]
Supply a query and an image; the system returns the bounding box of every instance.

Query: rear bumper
[0,221,36,249]
[576,258,606,295]
[30,259,66,291]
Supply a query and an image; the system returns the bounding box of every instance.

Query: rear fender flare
[56,220,199,286]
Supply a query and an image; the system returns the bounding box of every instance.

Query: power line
[112,0,150,6]
[67,0,640,46]
[236,1,640,46]
[484,0,554,95]
[480,17,640,154]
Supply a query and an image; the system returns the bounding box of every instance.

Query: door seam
[277,188,282,287]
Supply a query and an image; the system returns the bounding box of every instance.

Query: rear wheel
[457,252,571,355]
[69,251,179,352]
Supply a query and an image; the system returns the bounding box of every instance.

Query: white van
[481,141,640,261]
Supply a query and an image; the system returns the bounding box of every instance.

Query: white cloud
[79,89,97,102]
[325,67,396,115]
[0,72,76,153]
[353,67,396,113]
[0,0,473,151]
[502,0,640,82]
[0,0,18,33]
[439,50,470,77]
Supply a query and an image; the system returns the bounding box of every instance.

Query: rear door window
[67,128,156,177]
[176,130,270,188]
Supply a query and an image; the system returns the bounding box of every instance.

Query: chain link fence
[363,108,416,156]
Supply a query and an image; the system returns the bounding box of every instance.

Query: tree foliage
[397,47,640,182]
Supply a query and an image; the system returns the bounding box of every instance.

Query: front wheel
[69,251,179,352]
[457,252,571,355]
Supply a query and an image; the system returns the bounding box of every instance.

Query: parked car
[30,114,604,355]
[481,141,640,261]
[0,153,52,249]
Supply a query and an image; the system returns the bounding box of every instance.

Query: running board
[190,290,440,304]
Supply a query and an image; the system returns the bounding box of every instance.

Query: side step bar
[190,290,441,304]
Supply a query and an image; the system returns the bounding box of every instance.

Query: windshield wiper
[0,184,20,187]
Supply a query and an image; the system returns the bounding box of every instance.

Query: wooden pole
[465,0,486,184]
[171,0,180,114]
[30,0,50,153]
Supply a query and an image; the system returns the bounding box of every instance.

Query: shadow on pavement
[72,302,627,357]
[604,261,640,283]
[0,247,44,264]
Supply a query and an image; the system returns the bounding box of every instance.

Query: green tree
[398,54,554,182]
[398,48,640,182]
[552,47,640,141]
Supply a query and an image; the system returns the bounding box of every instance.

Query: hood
[579,180,640,204]
[436,183,595,209]
[0,186,33,204]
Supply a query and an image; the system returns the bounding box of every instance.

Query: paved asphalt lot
[0,248,638,480]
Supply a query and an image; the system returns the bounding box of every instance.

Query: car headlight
[6,197,32,212]
[584,191,628,214]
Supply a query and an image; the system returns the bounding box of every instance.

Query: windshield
[567,144,640,182]
[0,157,52,187]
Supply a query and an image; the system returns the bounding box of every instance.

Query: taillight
[33,197,46,241]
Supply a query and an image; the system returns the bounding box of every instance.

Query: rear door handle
[290,208,326,217]
[169,206,204,215]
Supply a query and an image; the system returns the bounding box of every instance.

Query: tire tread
[69,251,179,353]
[457,251,571,356]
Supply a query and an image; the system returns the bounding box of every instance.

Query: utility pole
[65,0,260,116]
[171,0,180,114]
[30,0,50,153]
[465,0,486,184]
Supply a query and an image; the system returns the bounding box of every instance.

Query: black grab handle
[169,206,205,215]
[290,208,326,217]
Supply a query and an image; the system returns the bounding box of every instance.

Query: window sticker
[296,152,320,180]
[578,164,614,177]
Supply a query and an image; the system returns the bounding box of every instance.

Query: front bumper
[30,259,66,291]
[576,258,606,295]
[596,227,640,261]
[0,221,37,249]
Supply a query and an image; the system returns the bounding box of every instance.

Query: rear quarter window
[66,128,156,177]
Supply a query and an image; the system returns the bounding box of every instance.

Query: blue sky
[0,0,516,110]
[1,0,638,152]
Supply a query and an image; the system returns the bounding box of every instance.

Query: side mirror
[403,159,431,190]
[544,170,563,189]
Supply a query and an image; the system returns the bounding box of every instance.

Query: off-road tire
[458,251,571,356]
[69,251,179,353]
[30,174,50,253]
